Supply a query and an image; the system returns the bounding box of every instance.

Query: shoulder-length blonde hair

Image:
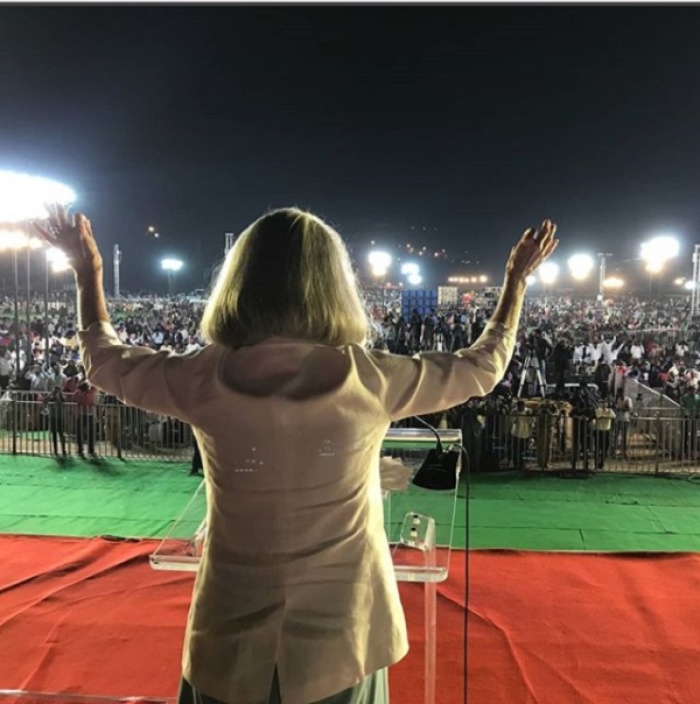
[200,208,371,347]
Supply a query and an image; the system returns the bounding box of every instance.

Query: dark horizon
[0,5,699,294]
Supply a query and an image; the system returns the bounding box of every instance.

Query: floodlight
[685,280,695,290]
[567,253,595,281]
[525,275,537,286]
[538,261,559,285]
[46,247,70,273]
[407,273,422,286]
[641,235,680,267]
[161,258,184,272]
[0,170,75,222]
[0,228,32,251]
[368,251,392,270]
[400,262,420,276]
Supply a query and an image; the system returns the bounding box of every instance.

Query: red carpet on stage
[468,551,700,704]
[0,536,465,704]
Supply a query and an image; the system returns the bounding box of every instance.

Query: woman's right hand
[505,219,558,282]
[31,204,103,277]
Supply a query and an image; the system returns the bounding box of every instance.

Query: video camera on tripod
[518,331,547,398]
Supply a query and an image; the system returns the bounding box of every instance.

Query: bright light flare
[0,170,75,222]
[400,262,419,276]
[161,258,183,272]
[538,261,559,285]
[641,235,680,267]
[369,250,391,278]
[684,280,696,290]
[46,247,71,273]
[479,275,488,283]
[525,275,537,286]
[368,250,392,269]
[406,273,422,286]
[0,228,38,251]
[567,253,594,281]
[603,276,624,289]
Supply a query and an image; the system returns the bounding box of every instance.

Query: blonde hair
[201,208,371,348]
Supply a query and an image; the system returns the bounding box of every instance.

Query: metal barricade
[3,389,700,475]
[0,390,193,462]
[459,407,700,475]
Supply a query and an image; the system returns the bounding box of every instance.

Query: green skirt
[179,667,389,704]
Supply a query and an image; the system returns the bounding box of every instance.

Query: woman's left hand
[32,204,103,277]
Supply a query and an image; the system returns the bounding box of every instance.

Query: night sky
[1,5,700,293]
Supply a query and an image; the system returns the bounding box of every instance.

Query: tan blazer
[78,321,515,704]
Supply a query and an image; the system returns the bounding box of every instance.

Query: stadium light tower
[641,235,680,315]
[161,258,184,296]
[0,170,76,383]
[597,253,613,298]
[368,250,392,279]
[567,253,595,282]
[538,261,559,307]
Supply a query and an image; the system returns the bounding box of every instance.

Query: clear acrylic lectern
[150,427,462,704]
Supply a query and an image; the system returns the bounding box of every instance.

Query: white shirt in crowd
[630,343,645,361]
[78,319,515,704]
[0,354,13,377]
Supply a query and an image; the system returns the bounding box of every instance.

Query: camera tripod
[517,351,546,398]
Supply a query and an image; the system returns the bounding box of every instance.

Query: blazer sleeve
[77,321,209,423]
[361,321,517,421]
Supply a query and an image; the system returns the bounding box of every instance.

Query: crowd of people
[0,295,204,458]
[376,293,698,401]
[1,289,699,470]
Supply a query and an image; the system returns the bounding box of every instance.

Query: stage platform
[4,455,700,703]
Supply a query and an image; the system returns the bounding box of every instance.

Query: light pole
[113,244,122,298]
[161,258,184,296]
[567,254,595,298]
[45,248,70,361]
[538,261,559,308]
[641,235,680,325]
[597,253,612,300]
[691,245,700,317]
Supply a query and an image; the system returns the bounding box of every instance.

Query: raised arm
[31,205,197,421]
[364,220,558,420]
[33,205,108,331]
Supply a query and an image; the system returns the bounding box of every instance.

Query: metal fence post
[654,411,662,475]
[11,391,16,456]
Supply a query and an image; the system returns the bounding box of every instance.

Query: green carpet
[0,456,466,547]
[3,455,700,552]
[469,471,700,552]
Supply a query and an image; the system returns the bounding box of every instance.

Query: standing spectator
[510,399,532,469]
[680,386,700,460]
[593,400,616,469]
[74,379,98,458]
[551,337,571,395]
[0,347,13,389]
[43,382,67,457]
[536,400,558,470]
[630,340,645,364]
[613,388,633,459]
[571,381,597,471]
[409,309,422,353]
[422,309,438,350]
